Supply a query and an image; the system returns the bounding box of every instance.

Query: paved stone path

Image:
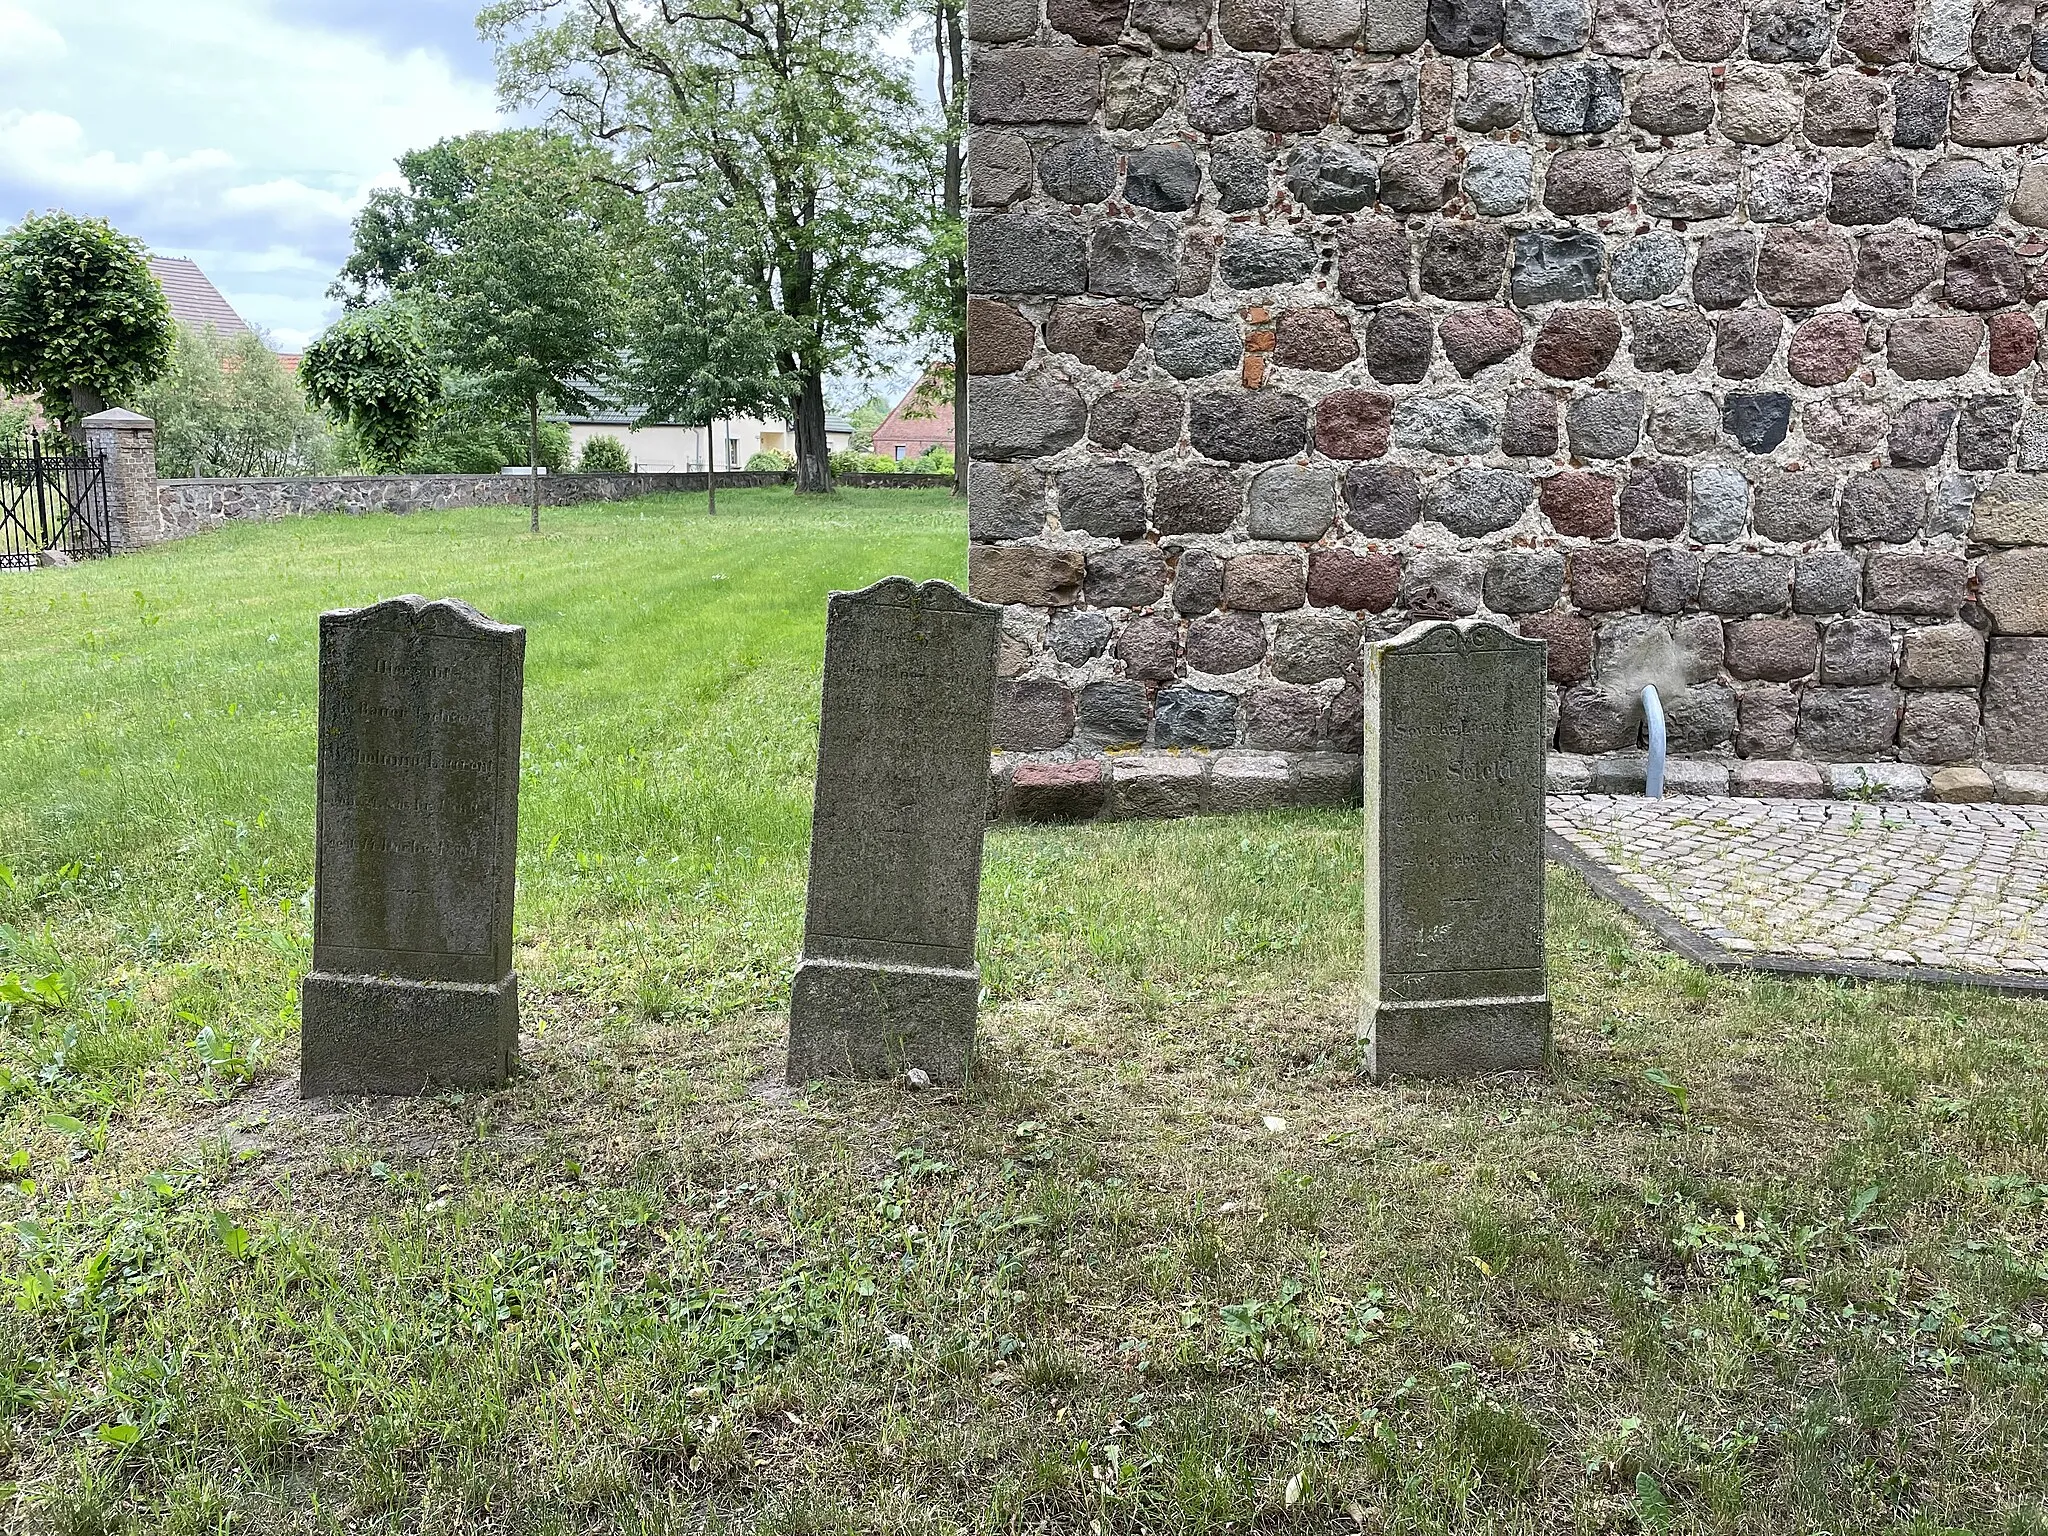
[1548,795,2048,979]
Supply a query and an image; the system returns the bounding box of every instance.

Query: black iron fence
[0,432,113,569]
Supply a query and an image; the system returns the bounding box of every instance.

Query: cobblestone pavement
[1548,795,2048,979]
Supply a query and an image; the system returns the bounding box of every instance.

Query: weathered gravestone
[789,577,1001,1086]
[1365,619,1551,1080]
[301,596,525,1096]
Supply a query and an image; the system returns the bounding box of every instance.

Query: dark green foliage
[0,212,175,425]
[332,130,636,310]
[617,209,790,443]
[325,131,621,513]
[300,305,441,472]
[576,434,631,474]
[426,136,618,529]
[432,160,615,427]
[400,382,571,475]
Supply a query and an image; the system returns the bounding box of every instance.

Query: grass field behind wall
[0,488,2044,1533]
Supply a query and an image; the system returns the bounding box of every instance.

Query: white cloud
[0,111,235,201]
[218,179,364,227]
[0,0,501,342]
[0,1,65,63]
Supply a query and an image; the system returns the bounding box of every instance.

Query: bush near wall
[965,0,2048,772]
[578,434,632,473]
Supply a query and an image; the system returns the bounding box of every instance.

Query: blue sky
[0,0,503,349]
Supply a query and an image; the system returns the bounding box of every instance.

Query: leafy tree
[301,305,442,472]
[845,395,889,453]
[136,325,338,478]
[432,145,618,533]
[577,434,631,473]
[332,130,638,309]
[0,212,174,428]
[615,209,790,516]
[484,0,920,495]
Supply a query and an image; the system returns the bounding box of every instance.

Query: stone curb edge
[1543,829,2048,1001]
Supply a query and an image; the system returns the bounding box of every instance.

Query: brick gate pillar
[82,409,160,553]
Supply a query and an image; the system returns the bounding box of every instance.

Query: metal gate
[0,432,114,570]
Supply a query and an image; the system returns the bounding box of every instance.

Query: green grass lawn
[1,487,2046,1534]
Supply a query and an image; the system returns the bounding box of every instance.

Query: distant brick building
[872,377,954,463]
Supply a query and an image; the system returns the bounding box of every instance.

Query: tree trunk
[66,383,106,441]
[793,372,830,495]
[941,0,968,500]
[706,418,717,517]
[528,396,541,535]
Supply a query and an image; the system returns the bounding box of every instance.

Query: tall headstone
[1365,619,1551,1080]
[789,577,1001,1086]
[302,596,525,1096]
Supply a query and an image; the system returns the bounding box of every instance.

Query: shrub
[138,324,339,478]
[744,448,795,472]
[830,449,894,477]
[577,435,631,473]
[901,446,955,478]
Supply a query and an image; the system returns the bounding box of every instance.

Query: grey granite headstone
[789,578,1001,1086]
[301,596,524,1096]
[1365,619,1551,1080]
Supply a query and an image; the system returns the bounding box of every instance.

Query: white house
[558,399,852,471]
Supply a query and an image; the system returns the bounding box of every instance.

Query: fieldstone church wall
[965,0,2048,807]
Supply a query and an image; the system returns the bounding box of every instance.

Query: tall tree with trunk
[482,0,919,495]
[617,205,793,516]
[904,0,967,498]
[432,146,619,534]
[0,213,174,432]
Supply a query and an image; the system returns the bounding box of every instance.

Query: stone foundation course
[966,0,2048,778]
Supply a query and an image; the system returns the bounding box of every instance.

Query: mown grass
[0,489,2045,1533]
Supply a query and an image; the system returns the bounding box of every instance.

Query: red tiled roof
[148,257,254,338]
[872,375,955,458]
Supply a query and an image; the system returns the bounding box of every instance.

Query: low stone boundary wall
[140,468,954,545]
[988,747,2048,820]
[150,471,795,539]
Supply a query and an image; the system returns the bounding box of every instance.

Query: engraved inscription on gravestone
[788,577,1001,1086]
[1365,619,1551,1080]
[301,596,525,1096]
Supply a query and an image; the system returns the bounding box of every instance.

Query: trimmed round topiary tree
[0,211,175,426]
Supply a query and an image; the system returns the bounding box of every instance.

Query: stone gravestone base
[1365,619,1552,1082]
[302,975,517,1097]
[301,595,525,1097]
[788,577,1001,1087]
[788,961,980,1086]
